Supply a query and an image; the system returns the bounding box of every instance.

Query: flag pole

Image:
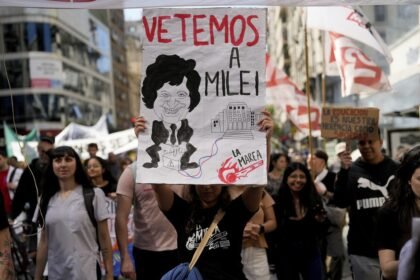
[304,11,315,179]
[321,31,327,108]
[321,31,328,152]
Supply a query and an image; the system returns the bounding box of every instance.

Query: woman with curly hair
[34,146,113,280]
[376,145,420,279]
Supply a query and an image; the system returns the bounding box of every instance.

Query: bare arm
[133,117,176,212]
[115,194,136,280]
[242,109,274,212]
[379,249,398,280]
[98,220,113,280]
[152,184,175,212]
[34,229,48,280]
[134,116,146,137]
[260,109,273,173]
[262,203,277,233]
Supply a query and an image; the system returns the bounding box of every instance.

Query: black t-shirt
[376,206,411,259]
[334,156,399,257]
[0,192,9,230]
[322,171,337,194]
[96,182,116,197]
[164,194,254,280]
[275,196,325,253]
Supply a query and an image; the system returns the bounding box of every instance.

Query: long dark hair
[185,185,231,235]
[277,162,322,218]
[269,152,290,172]
[40,146,93,223]
[385,145,420,230]
[84,156,117,185]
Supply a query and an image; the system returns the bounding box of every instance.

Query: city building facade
[124,19,142,119]
[109,10,131,130]
[0,8,115,138]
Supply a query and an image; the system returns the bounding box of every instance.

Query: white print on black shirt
[356,175,395,210]
[186,225,230,251]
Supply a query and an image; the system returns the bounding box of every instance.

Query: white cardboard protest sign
[137,8,267,185]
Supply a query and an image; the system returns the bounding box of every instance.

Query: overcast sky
[124,9,142,21]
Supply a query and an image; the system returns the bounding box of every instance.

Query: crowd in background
[0,123,419,280]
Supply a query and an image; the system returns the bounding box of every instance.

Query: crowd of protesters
[0,118,420,280]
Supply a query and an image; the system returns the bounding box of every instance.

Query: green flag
[3,121,39,159]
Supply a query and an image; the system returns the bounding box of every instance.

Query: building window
[0,59,27,89]
[374,6,386,22]
[3,23,22,52]
[25,22,54,52]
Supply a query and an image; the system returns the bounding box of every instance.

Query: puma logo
[357,175,395,198]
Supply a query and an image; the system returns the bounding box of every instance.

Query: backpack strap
[82,187,98,230]
[129,162,137,205]
[188,209,225,270]
[8,167,17,183]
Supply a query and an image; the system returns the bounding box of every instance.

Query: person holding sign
[308,150,345,280]
[116,160,184,280]
[134,110,272,279]
[141,54,201,171]
[333,133,399,280]
[376,145,420,279]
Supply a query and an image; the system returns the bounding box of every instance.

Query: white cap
[335,142,347,156]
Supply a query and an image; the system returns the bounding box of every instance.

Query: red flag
[266,54,321,137]
[307,6,392,63]
[329,32,391,97]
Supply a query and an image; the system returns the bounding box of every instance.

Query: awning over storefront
[383,106,419,118]
[360,73,420,119]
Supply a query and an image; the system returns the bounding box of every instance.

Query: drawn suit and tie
[141,54,201,170]
[144,119,198,170]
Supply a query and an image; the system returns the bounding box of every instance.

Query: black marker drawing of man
[141,54,201,170]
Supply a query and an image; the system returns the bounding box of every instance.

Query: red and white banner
[266,54,321,137]
[0,1,413,9]
[329,32,391,97]
[307,6,392,63]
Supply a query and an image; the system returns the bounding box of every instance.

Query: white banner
[0,0,415,9]
[57,128,137,159]
[307,6,393,62]
[137,8,267,185]
[329,32,391,97]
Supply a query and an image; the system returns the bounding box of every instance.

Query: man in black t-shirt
[334,136,399,280]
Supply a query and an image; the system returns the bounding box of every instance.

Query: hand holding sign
[134,116,147,137]
[338,151,353,170]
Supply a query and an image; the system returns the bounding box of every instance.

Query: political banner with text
[321,107,380,140]
[137,8,267,185]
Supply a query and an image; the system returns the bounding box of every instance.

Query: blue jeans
[349,254,381,280]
